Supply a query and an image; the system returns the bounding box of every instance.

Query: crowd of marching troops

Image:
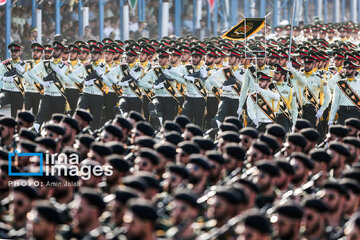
[0,21,360,240]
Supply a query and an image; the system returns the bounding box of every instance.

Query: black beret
[256,160,280,177]
[78,134,95,148]
[91,142,113,156]
[189,154,211,170]
[253,141,271,155]
[259,134,279,153]
[290,152,314,169]
[128,199,158,221]
[51,113,66,122]
[115,115,133,130]
[179,141,200,154]
[62,117,80,133]
[107,154,130,172]
[123,175,147,192]
[266,124,286,138]
[343,169,360,182]
[35,202,62,224]
[244,213,272,234]
[164,131,183,145]
[45,123,65,135]
[300,128,319,142]
[219,131,240,143]
[192,137,215,151]
[135,136,156,149]
[0,147,9,160]
[163,121,182,133]
[240,127,258,138]
[224,143,246,160]
[13,184,38,199]
[276,159,295,175]
[219,122,239,132]
[238,178,259,193]
[216,187,242,204]
[186,124,203,136]
[309,149,331,164]
[224,116,243,130]
[340,178,360,194]
[20,140,37,153]
[174,190,200,208]
[303,198,328,213]
[228,184,248,204]
[206,151,225,164]
[17,111,35,123]
[168,164,189,179]
[35,137,56,150]
[287,133,307,149]
[105,124,123,140]
[343,136,360,148]
[277,204,303,219]
[114,187,139,204]
[129,111,145,122]
[136,121,154,137]
[329,142,350,157]
[174,115,191,129]
[155,143,177,159]
[138,172,161,190]
[75,108,94,122]
[81,189,106,212]
[139,148,159,165]
[0,117,17,128]
[106,141,126,155]
[19,129,37,142]
[295,118,313,130]
[329,124,349,138]
[345,117,360,130]
[322,180,350,199]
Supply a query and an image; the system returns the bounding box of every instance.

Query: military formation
[0,20,360,239]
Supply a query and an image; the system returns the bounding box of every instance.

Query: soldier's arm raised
[69,65,85,83]
[28,63,47,85]
[319,79,331,112]
[328,87,340,123]
[138,69,154,89]
[238,70,251,109]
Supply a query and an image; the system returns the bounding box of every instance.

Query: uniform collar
[243,64,250,69]
[276,80,284,85]
[182,61,189,65]
[161,65,169,70]
[92,60,100,66]
[140,61,148,67]
[216,63,223,68]
[80,60,88,64]
[106,61,114,67]
[257,64,265,70]
[114,60,121,65]
[129,62,136,68]
[53,58,62,65]
[231,65,239,71]
[172,63,179,67]
[12,58,20,64]
[348,77,355,82]
[70,60,78,67]
[194,64,201,71]
[304,69,314,77]
[34,59,41,64]
[336,66,343,72]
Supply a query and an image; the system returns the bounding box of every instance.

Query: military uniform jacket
[138,65,185,97]
[0,58,28,92]
[171,64,208,98]
[239,64,273,108]
[288,67,307,103]
[246,87,280,123]
[329,75,360,122]
[104,62,118,93]
[66,60,83,89]
[300,70,331,112]
[206,65,244,99]
[69,61,111,96]
[29,58,78,96]
[272,81,298,123]
[106,62,141,97]
[24,59,42,93]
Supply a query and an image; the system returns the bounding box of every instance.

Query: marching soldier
[329,60,360,125]
[139,46,153,122]
[23,43,44,116]
[69,44,111,130]
[28,41,79,131]
[272,64,298,131]
[43,44,54,60]
[0,43,27,117]
[206,48,244,128]
[246,72,280,132]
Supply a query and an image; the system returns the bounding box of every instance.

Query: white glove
[316,110,324,119]
[95,67,105,77]
[129,68,141,79]
[163,69,170,75]
[222,85,233,91]
[118,81,129,87]
[234,71,243,81]
[84,80,94,86]
[184,75,195,82]
[253,118,259,127]
[3,76,13,82]
[15,64,25,74]
[237,107,243,118]
[286,62,295,71]
[42,81,51,88]
[154,82,164,89]
[254,84,262,92]
[200,68,207,78]
[328,120,333,126]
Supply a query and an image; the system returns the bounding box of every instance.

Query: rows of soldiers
[0,21,360,239]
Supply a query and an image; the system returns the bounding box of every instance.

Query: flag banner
[128,0,138,12]
[0,0,7,6]
[222,18,265,40]
[207,0,215,12]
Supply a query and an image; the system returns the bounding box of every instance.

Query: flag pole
[288,0,296,63]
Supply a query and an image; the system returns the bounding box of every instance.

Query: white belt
[25,90,39,93]
[121,93,137,98]
[259,118,273,123]
[45,92,61,96]
[3,87,19,92]
[222,95,239,99]
[67,86,78,90]
[83,90,103,96]
[187,95,203,98]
